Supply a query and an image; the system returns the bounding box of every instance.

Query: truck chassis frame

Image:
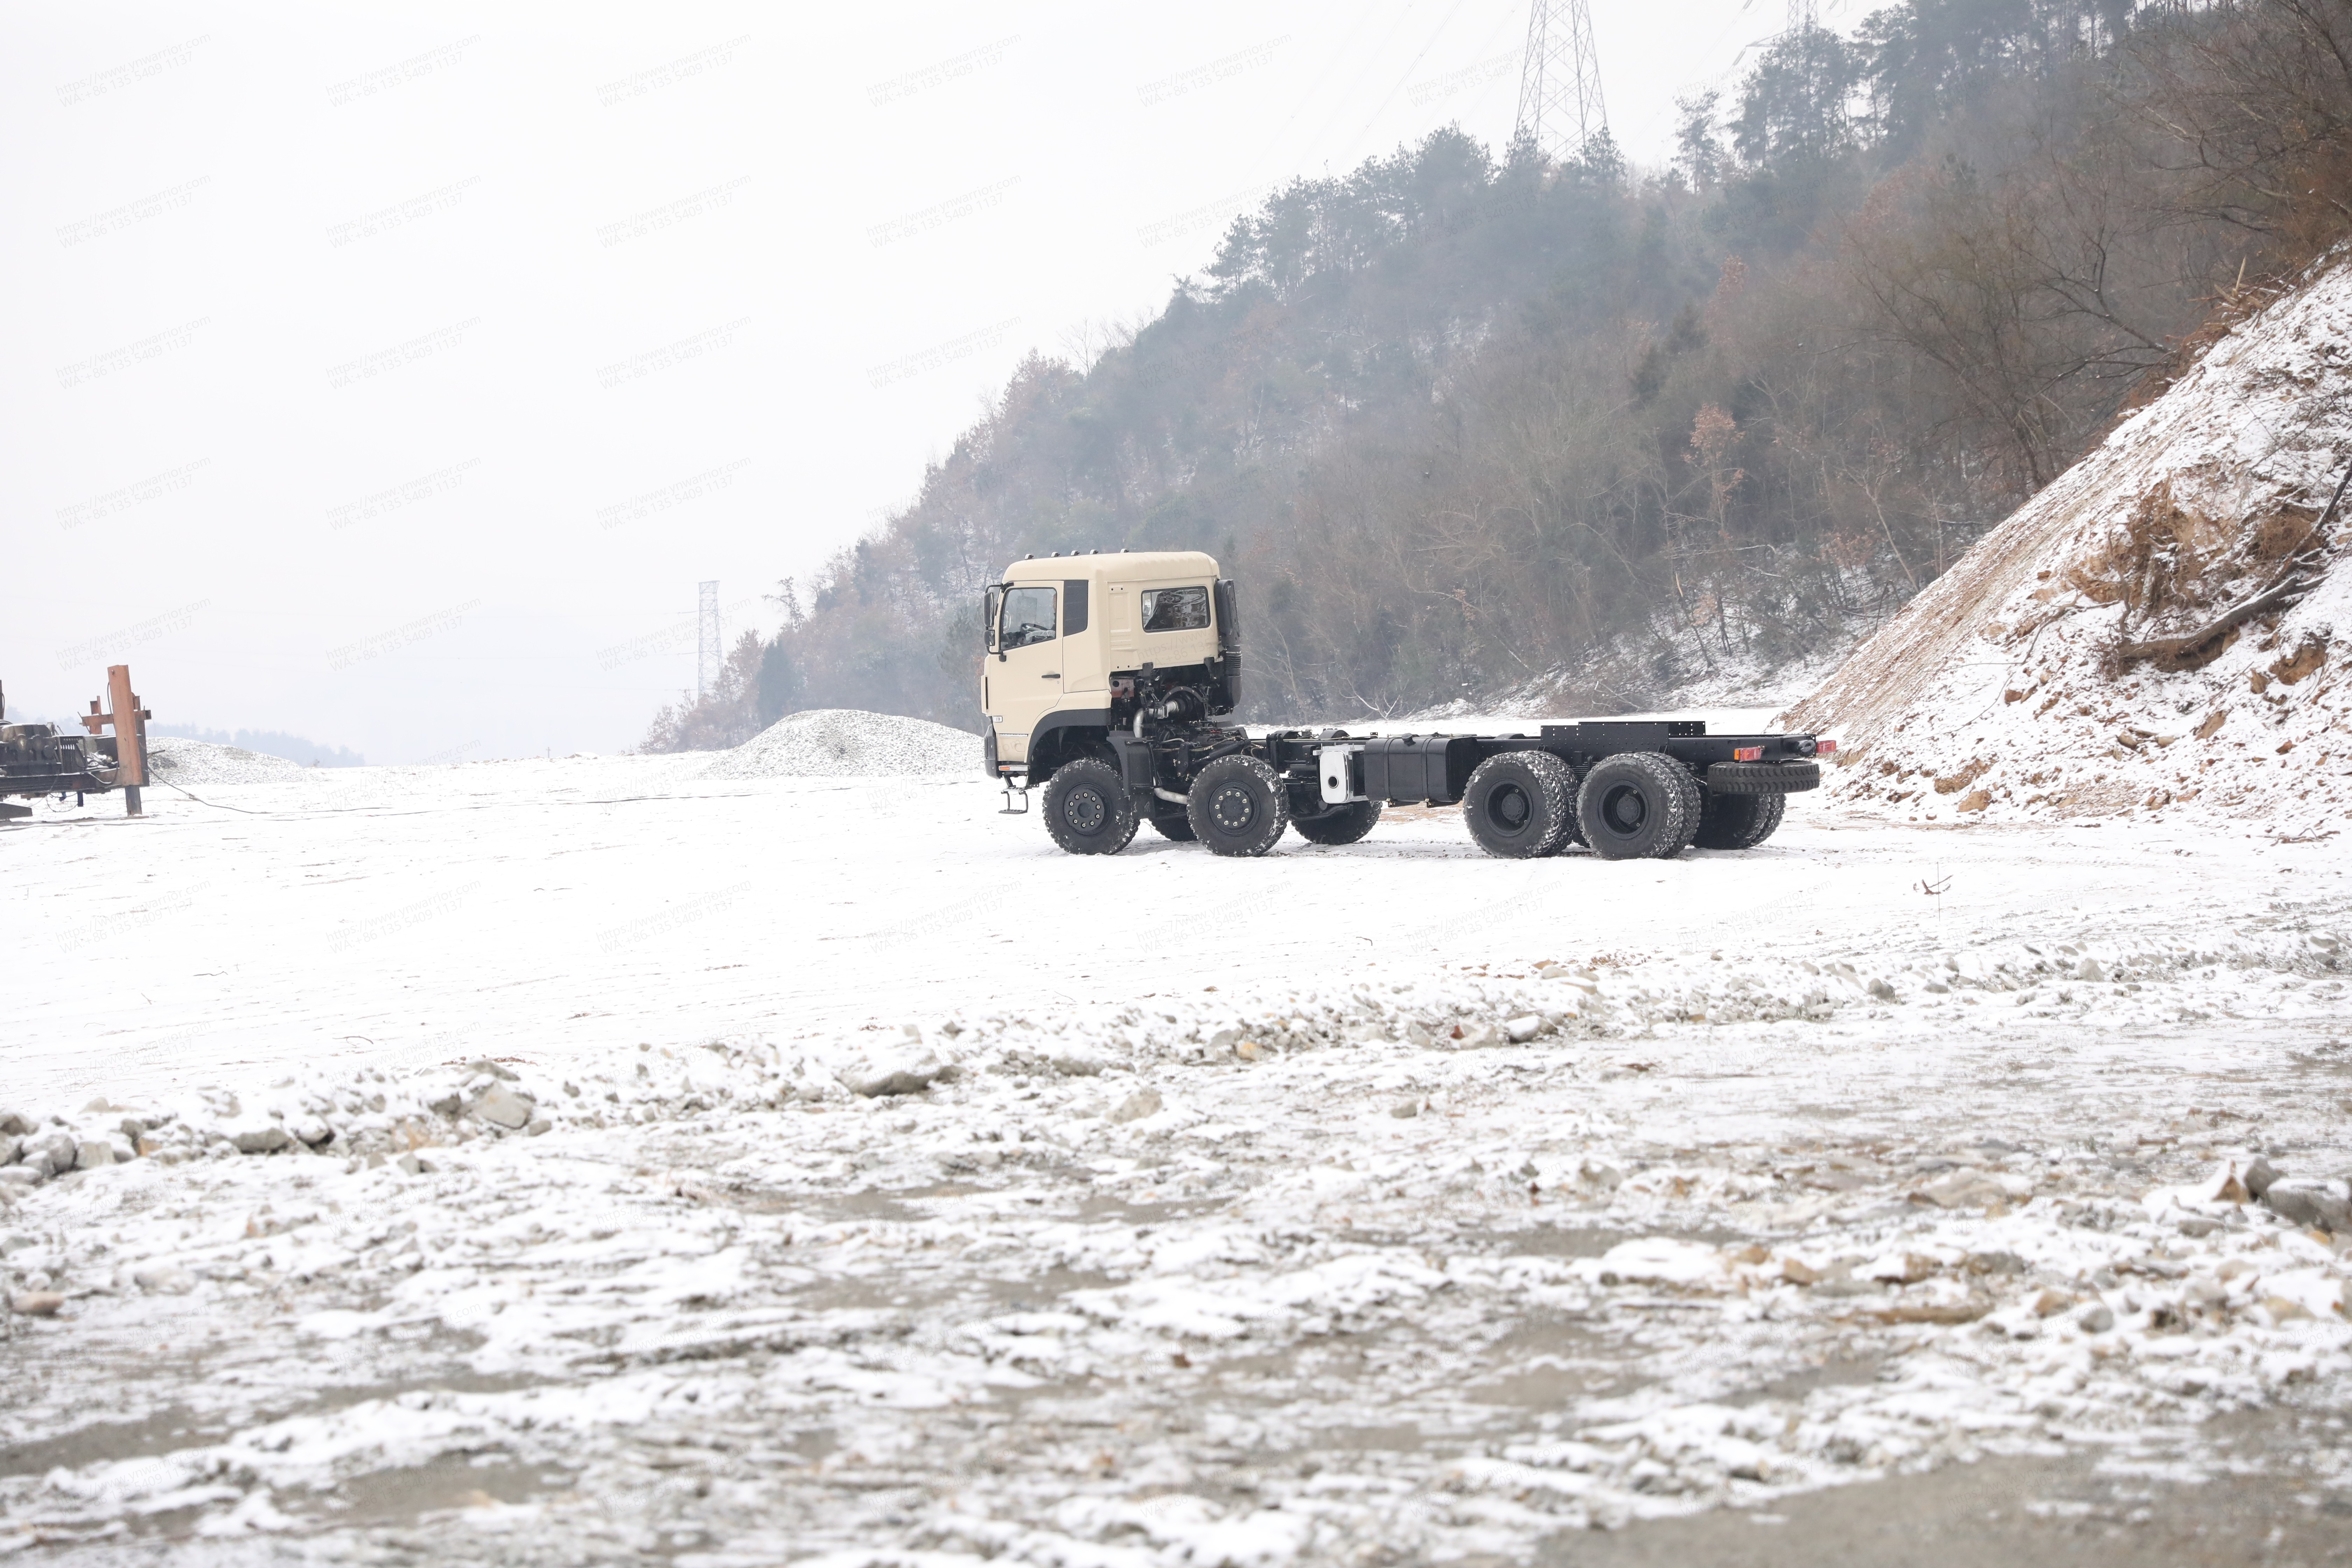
[1004,715,1827,861]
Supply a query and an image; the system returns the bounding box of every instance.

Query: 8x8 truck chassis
[980,550,1831,860]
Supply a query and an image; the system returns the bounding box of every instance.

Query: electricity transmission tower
[1787,0,1819,32]
[696,580,720,701]
[1514,0,1606,164]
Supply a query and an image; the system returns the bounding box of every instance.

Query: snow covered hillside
[2,749,2348,1561]
[1788,260,2352,833]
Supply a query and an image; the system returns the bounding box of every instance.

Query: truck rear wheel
[1463,751,1575,859]
[1292,799,1382,846]
[1043,758,1139,855]
[1148,805,1198,842]
[1187,755,1289,857]
[1576,752,1695,861]
[1557,760,1587,848]
[1664,761,1703,856]
[1693,790,1785,849]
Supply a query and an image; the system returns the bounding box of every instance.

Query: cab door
[989,583,1060,768]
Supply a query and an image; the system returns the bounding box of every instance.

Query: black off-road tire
[1558,760,1587,848]
[1664,760,1703,856]
[1187,755,1290,858]
[1706,760,1821,794]
[1693,790,1785,850]
[1576,752,1696,861]
[1463,751,1576,859]
[1147,805,1198,842]
[1292,799,1383,846]
[1042,758,1139,855]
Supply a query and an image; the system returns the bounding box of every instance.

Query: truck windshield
[1001,586,1056,649]
[1141,586,1210,631]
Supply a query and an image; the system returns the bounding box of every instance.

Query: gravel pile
[700,708,980,780]
[145,738,309,784]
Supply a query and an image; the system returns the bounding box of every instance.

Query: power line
[1513,0,1606,163]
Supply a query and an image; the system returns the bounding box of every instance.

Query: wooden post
[109,665,146,816]
[77,666,152,815]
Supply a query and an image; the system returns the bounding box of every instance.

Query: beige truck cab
[981,549,1229,776]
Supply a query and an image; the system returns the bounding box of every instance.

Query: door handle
[1042,672,1060,679]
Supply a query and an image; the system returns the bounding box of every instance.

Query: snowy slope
[1788,261,2352,833]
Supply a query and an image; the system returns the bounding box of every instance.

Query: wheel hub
[1063,787,1106,833]
[1211,785,1255,830]
[1489,784,1530,832]
[1602,783,1646,835]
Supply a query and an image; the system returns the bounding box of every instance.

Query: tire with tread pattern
[1706,760,1820,794]
[1558,759,1587,848]
[1462,751,1576,859]
[1662,760,1703,857]
[1147,806,1197,842]
[1292,799,1382,846]
[1186,755,1290,857]
[1576,752,1696,861]
[1693,790,1785,849]
[1042,758,1139,855]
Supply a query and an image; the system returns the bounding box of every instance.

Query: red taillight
[1733,745,1763,762]
[1817,739,1837,756]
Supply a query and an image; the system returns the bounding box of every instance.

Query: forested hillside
[645,0,2352,750]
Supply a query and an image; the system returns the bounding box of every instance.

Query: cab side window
[1141,585,1211,632]
[1001,587,1057,649]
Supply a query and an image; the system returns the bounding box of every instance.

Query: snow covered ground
[4,750,2350,1563]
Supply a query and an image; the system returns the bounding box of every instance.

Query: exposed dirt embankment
[1788,262,2352,833]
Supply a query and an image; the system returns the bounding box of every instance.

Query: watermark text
[58,459,211,532]
[327,318,480,389]
[327,600,483,671]
[58,36,209,107]
[328,36,478,106]
[868,177,1020,247]
[326,458,480,530]
[57,176,212,247]
[869,316,1021,389]
[58,319,210,390]
[869,35,1020,106]
[327,177,481,247]
[595,459,751,530]
[597,317,751,388]
[596,177,751,247]
[598,36,750,106]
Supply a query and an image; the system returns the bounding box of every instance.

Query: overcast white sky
[2,0,1804,761]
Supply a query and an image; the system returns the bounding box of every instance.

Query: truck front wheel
[1576,752,1696,861]
[1043,759,1140,855]
[1186,756,1290,857]
[1463,752,1575,859]
[1292,799,1382,846]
